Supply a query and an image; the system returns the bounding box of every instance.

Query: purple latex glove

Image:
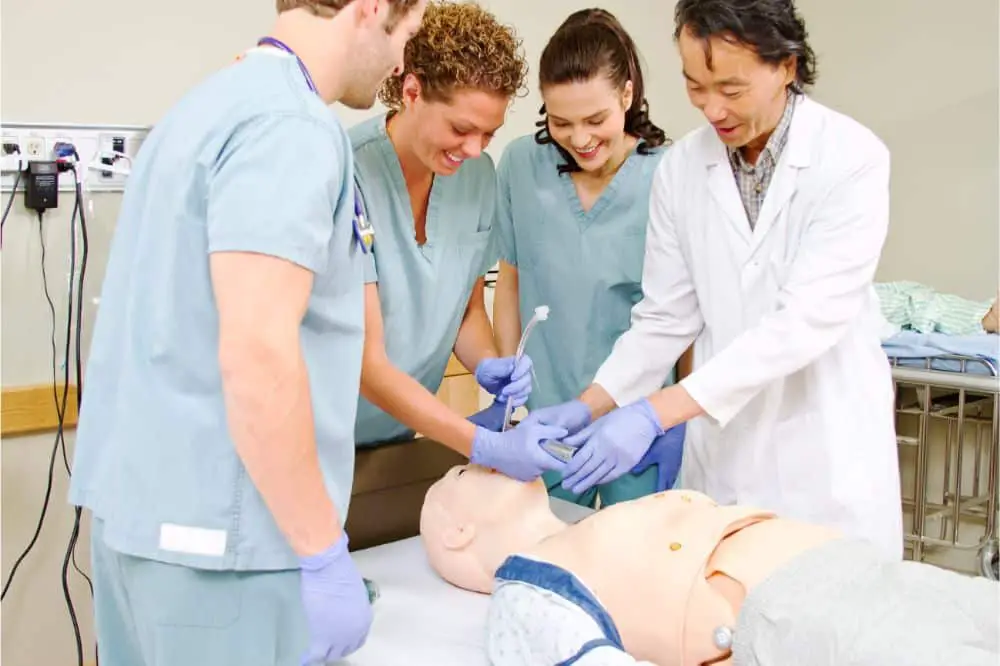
[559,398,664,495]
[298,533,373,665]
[631,423,686,492]
[467,399,507,432]
[471,421,569,481]
[522,399,592,436]
[475,355,533,407]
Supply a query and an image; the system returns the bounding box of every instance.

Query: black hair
[533,8,668,174]
[673,0,817,92]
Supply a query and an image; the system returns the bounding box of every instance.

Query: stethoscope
[255,36,374,255]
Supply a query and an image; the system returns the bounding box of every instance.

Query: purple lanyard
[257,37,317,94]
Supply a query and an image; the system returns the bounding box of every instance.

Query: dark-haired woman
[492,8,687,508]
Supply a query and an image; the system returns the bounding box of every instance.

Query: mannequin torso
[421,466,999,666]
[520,490,839,665]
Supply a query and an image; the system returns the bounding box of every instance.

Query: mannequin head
[419,464,567,593]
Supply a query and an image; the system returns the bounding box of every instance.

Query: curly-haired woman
[349,0,566,479]
[491,8,688,508]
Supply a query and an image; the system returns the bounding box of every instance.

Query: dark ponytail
[534,8,669,174]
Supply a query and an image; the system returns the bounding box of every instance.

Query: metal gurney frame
[890,355,999,579]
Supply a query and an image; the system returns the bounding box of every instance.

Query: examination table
[340,436,593,664]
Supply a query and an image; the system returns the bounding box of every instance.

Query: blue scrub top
[494,135,670,411]
[349,114,498,446]
[68,49,366,572]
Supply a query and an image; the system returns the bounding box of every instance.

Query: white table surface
[342,497,593,665]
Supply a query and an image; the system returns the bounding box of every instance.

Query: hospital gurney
[885,331,1000,579]
[343,497,593,665]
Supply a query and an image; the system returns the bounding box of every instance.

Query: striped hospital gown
[875,281,994,335]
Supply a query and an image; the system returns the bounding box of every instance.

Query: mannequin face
[428,464,550,519]
[419,465,557,592]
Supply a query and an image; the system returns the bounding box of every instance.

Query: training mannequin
[419,464,999,666]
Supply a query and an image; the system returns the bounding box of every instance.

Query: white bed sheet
[342,497,594,666]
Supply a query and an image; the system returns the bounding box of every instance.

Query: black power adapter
[24,160,59,212]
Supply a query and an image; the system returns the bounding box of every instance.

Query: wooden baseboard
[0,356,468,440]
[1,383,78,437]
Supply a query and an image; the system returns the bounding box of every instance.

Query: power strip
[0,153,27,173]
[1,122,149,193]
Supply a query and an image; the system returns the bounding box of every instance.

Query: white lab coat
[594,96,904,560]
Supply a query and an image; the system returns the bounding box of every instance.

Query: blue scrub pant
[90,518,309,666]
[542,466,659,508]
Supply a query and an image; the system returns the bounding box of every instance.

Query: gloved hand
[522,400,592,436]
[559,398,664,495]
[298,532,373,665]
[471,420,569,481]
[467,399,507,432]
[475,355,533,407]
[631,422,686,493]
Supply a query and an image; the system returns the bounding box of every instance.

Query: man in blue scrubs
[68,1,426,664]
[351,0,568,480]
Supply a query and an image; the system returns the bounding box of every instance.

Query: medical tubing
[501,309,546,431]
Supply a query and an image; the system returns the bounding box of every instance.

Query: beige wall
[800,0,999,297]
[2,0,997,664]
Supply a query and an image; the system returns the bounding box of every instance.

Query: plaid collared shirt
[728,93,797,229]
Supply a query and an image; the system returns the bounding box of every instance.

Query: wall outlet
[52,136,73,156]
[1,137,24,172]
[23,136,45,158]
[1,123,149,192]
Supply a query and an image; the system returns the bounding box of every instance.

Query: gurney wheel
[979,539,998,580]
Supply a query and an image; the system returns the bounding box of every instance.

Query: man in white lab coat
[528,0,904,559]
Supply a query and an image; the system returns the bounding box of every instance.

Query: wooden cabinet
[435,354,480,417]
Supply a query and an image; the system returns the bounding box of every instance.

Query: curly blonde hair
[378,0,529,109]
[276,0,420,29]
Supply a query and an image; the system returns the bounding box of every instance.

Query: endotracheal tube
[502,305,549,431]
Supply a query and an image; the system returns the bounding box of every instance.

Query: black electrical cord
[62,165,91,666]
[54,192,81,477]
[1,169,23,247]
[1,209,71,603]
[1,164,93,666]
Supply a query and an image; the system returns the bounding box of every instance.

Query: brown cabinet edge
[1,384,79,437]
[444,353,471,378]
[0,357,469,438]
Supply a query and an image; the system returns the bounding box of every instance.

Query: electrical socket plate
[23,136,45,158]
[0,122,150,193]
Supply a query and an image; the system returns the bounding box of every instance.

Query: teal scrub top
[349,114,498,446]
[494,135,671,411]
[67,49,366,572]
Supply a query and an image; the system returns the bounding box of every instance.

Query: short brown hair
[378,0,528,109]
[276,0,421,30]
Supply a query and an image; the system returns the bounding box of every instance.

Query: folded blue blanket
[882,331,999,375]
